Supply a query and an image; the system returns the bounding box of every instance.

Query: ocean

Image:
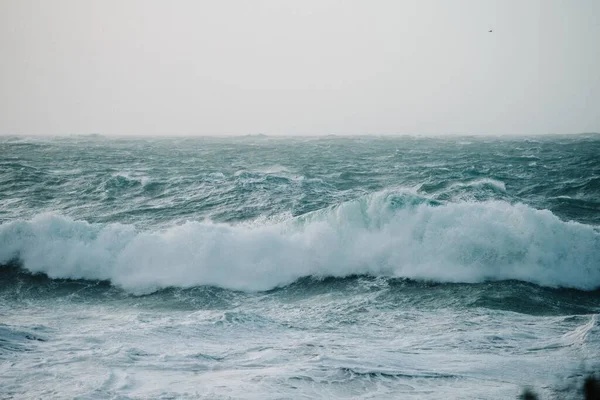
[1,134,599,399]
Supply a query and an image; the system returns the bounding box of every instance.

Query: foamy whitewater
[1,134,599,399]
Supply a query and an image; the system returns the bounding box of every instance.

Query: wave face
[1,191,598,293]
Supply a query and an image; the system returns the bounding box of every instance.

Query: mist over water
[1,134,599,399]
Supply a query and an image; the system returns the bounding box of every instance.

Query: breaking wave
[1,191,599,293]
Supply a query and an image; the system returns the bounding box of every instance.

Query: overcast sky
[1,0,599,136]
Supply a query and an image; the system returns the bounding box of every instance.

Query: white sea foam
[111,172,151,186]
[1,192,599,293]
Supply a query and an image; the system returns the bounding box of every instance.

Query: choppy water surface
[1,134,599,399]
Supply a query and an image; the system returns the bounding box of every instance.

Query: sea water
[1,134,599,399]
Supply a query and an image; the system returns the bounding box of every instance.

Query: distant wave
[417,178,507,197]
[1,191,599,293]
[110,172,152,187]
[447,178,506,192]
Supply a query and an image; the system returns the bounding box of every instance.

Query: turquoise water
[1,134,599,398]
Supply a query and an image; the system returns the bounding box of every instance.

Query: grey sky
[1,0,599,136]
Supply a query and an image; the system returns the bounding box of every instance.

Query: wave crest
[1,192,599,293]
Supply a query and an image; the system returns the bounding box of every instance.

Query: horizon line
[1,131,599,139]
